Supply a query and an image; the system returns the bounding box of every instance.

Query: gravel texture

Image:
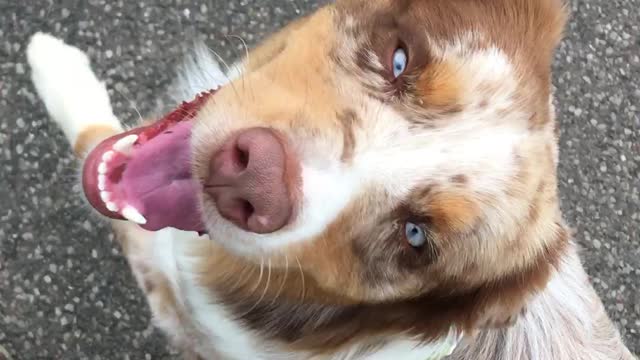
[0,0,638,358]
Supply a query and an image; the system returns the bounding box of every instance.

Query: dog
[27,0,635,359]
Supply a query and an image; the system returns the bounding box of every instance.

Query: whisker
[224,34,253,98]
[225,34,250,66]
[242,258,272,317]
[271,255,289,305]
[250,257,265,297]
[204,45,242,100]
[295,256,306,302]
[112,84,144,125]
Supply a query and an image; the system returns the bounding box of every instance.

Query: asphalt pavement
[0,0,638,358]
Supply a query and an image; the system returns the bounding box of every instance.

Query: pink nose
[205,128,296,234]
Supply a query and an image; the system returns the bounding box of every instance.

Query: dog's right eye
[392,48,408,79]
[405,222,426,248]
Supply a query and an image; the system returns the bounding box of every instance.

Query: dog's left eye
[392,48,408,79]
[405,222,426,248]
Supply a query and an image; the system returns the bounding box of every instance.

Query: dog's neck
[449,242,632,360]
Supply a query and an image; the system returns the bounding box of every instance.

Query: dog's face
[194,0,567,308]
[80,0,569,347]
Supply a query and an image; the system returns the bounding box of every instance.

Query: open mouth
[82,89,217,233]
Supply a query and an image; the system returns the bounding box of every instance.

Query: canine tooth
[100,191,111,203]
[122,205,147,225]
[106,202,119,212]
[98,174,107,191]
[102,150,115,162]
[113,134,138,154]
[98,162,108,174]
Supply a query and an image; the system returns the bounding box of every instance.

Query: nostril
[242,200,255,221]
[215,196,256,229]
[230,142,250,172]
[236,145,249,170]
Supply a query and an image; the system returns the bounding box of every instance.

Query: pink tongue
[121,121,205,232]
[83,90,215,233]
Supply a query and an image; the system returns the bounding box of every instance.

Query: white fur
[27,33,122,148]
[151,229,270,359]
[170,43,230,103]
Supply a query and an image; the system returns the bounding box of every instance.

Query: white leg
[26,33,123,153]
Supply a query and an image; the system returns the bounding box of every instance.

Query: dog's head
[83,0,569,350]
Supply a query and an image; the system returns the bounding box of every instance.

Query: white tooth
[122,205,147,225]
[102,150,115,162]
[113,134,138,154]
[98,175,107,191]
[98,162,108,174]
[106,202,119,212]
[100,191,111,203]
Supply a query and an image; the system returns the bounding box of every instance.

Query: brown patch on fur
[350,210,440,285]
[198,238,358,305]
[527,112,549,130]
[193,7,340,146]
[73,124,120,156]
[447,225,569,331]
[149,271,180,316]
[415,60,463,110]
[451,174,469,185]
[427,192,482,233]
[526,181,547,226]
[142,277,155,293]
[337,109,359,162]
[294,212,372,302]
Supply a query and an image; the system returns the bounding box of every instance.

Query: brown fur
[337,109,359,163]
[74,124,120,156]
[416,61,464,110]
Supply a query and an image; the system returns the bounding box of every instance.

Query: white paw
[27,32,122,145]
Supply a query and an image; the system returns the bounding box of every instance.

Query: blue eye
[392,48,408,79]
[405,222,426,248]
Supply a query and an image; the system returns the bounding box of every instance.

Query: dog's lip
[81,90,217,233]
[82,128,138,222]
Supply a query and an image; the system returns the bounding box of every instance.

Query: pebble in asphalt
[0,0,638,358]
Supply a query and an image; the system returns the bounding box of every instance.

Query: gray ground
[0,0,638,358]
